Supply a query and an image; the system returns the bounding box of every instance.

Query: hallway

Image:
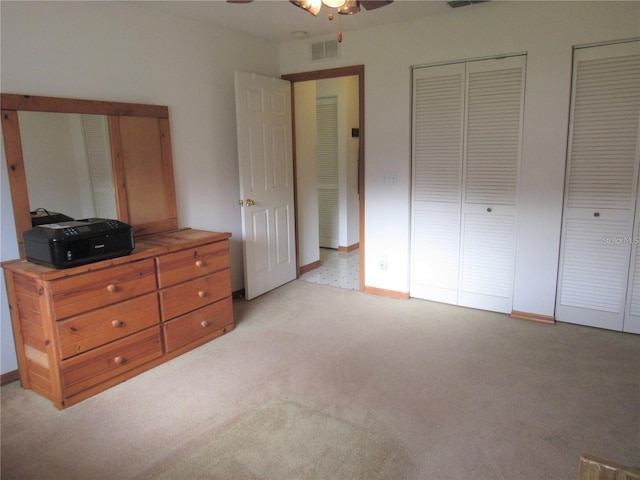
[299,248,359,291]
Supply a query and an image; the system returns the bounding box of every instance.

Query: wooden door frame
[282,65,365,291]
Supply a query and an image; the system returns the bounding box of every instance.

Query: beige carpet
[135,399,413,479]
[1,279,639,479]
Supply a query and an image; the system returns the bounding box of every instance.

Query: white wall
[1,137,20,374]
[280,1,640,316]
[0,1,280,374]
[293,81,320,268]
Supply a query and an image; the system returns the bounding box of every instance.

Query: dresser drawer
[159,269,231,321]
[50,259,157,320]
[61,327,162,398]
[163,297,233,352]
[56,293,160,360]
[156,240,230,289]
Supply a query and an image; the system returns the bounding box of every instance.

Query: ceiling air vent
[447,0,490,7]
[311,39,340,62]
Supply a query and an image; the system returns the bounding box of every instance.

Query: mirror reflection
[18,111,117,222]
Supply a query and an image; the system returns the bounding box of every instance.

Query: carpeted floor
[135,399,414,479]
[1,280,639,479]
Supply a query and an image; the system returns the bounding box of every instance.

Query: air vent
[311,39,340,61]
[447,0,489,7]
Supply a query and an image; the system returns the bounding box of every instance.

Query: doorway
[282,65,365,291]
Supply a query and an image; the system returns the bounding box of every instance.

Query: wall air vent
[447,0,490,7]
[311,39,340,62]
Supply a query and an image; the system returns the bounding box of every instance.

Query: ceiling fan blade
[360,0,393,10]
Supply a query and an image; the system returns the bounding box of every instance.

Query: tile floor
[299,248,359,291]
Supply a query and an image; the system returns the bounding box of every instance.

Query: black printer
[23,218,135,269]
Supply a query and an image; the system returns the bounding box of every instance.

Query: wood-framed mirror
[1,94,178,257]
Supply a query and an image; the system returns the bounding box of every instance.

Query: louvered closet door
[410,63,465,304]
[458,56,526,313]
[317,97,339,249]
[626,191,640,333]
[556,41,640,333]
[410,56,525,313]
[82,114,117,218]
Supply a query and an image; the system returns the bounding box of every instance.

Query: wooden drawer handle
[198,290,206,298]
[112,320,125,328]
[195,260,204,267]
[201,320,209,328]
[107,284,117,293]
[114,356,124,365]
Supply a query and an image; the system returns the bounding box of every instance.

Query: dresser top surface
[2,229,231,280]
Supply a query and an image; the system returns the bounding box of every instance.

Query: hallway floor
[299,248,359,291]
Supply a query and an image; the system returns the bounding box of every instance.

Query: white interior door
[234,71,297,300]
[556,41,640,332]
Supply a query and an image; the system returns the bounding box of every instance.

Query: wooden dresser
[2,229,233,409]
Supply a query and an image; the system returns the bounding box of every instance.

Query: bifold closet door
[410,56,525,313]
[556,41,640,333]
[458,57,525,313]
[410,63,465,304]
[626,192,640,332]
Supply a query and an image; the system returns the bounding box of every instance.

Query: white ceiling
[137,0,455,44]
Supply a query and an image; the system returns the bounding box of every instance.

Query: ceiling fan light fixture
[290,0,322,16]
[338,0,360,14]
[322,0,347,8]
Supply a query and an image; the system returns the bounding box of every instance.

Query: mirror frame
[1,93,178,257]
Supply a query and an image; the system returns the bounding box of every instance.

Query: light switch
[383,172,397,185]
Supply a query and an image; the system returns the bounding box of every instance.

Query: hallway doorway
[282,65,365,292]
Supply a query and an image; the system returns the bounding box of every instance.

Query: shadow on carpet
[136,399,415,479]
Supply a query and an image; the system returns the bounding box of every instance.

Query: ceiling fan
[227,0,394,17]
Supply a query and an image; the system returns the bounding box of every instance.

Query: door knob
[245,198,255,207]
